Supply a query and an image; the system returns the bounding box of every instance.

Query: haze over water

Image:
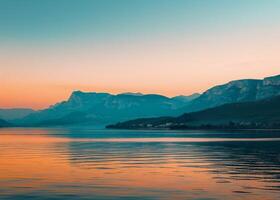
[1,128,280,200]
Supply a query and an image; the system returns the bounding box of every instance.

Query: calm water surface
[1,128,280,200]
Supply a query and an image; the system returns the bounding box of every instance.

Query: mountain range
[13,92,198,126]
[107,95,280,129]
[1,74,280,128]
[182,74,280,112]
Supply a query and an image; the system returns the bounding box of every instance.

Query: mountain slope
[172,93,200,103]
[16,91,198,126]
[0,108,35,120]
[107,95,280,129]
[0,119,12,127]
[183,74,280,112]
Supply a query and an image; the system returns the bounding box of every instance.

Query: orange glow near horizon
[1,0,280,109]
[1,33,280,109]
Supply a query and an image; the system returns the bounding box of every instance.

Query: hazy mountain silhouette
[8,74,280,128]
[0,108,35,120]
[15,91,199,126]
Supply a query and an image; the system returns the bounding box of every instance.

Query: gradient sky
[1,0,280,109]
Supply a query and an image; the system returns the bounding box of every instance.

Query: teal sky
[1,0,280,108]
[1,0,280,43]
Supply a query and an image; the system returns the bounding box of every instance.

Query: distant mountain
[172,93,200,103]
[0,108,35,120]
[119,92,144,96]
[183,74,280,112]
[12,74,280,127]
[15,91,198,126]
[0,118,12,128]
[107,95,280,130]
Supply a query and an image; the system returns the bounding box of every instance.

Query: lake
[0,128,280,200]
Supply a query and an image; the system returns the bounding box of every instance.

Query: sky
[1,0,280,109]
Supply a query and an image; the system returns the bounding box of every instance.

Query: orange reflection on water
[0,129,279,200]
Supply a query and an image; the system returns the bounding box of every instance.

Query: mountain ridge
[7,73,280,127]
[14,91,198,126]
[182,74,280,113]
[107,95,280,130]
